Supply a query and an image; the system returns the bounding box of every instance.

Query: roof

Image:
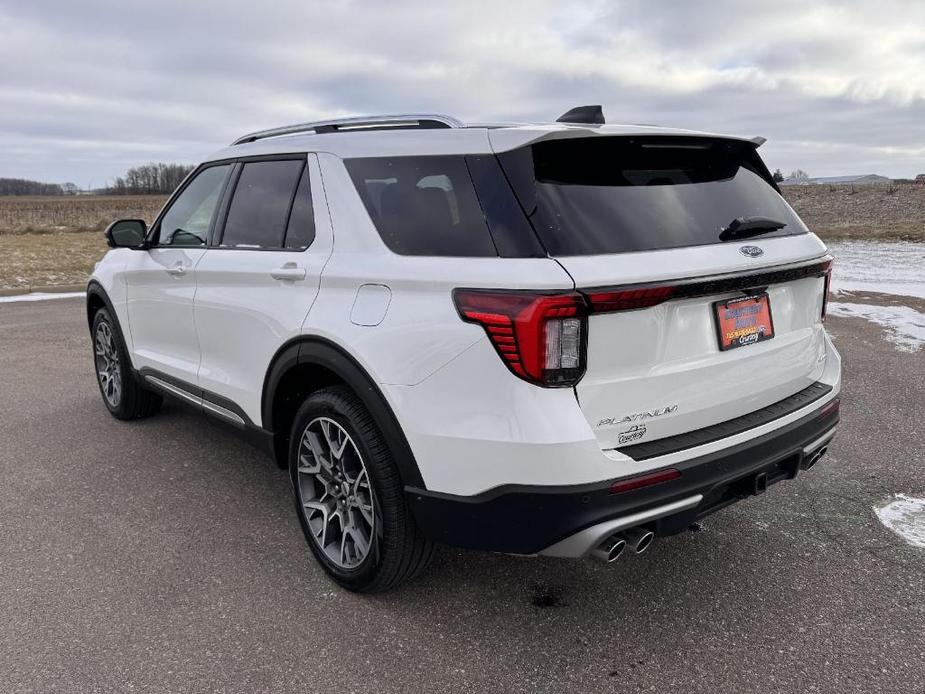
[205,114,764,163]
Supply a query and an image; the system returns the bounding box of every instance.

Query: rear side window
[345,156,497,257]
[221,159,305,249]
[498,137,806,256]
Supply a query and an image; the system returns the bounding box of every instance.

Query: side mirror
[105,219,148,249]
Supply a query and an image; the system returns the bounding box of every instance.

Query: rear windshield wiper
[719,216,787,241]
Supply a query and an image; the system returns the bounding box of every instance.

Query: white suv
[88,108,841,592]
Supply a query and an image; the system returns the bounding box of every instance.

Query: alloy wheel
[295,417,376,569]
[94,321,122,407]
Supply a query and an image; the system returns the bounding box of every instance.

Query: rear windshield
[498,137,806,256]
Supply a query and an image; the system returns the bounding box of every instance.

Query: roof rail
[231,113,464,145]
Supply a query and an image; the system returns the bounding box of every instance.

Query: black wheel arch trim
[262,336,427,489]
[86,281,136,372]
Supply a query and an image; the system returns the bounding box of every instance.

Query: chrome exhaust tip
[803,445,828,471]
[590,536,627,563]
[620,527,655,555]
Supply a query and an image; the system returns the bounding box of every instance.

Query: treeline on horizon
[0,162,194,196]
[0,178,76,196]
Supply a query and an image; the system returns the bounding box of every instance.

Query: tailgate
[560,237,831,449]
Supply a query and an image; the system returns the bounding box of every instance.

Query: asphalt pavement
[1,297,923,693]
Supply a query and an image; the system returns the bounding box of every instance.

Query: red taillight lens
[609,468,682,494]
[821,267,832,321]
[585,285,676,313]
[453,289,587,387]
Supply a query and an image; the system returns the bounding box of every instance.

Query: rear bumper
[405,397,839,556]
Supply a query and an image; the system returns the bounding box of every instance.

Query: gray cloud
[2,0,924,184]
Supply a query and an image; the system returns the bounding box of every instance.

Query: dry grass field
[783,183,925,240]
[0,231,106,290]
[0,195,166,234]
[0,195,166,290]
[0,185,922,290]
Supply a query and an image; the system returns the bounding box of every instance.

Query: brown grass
[0,230,108,289]
[0,195,167,234]
[781,183,925,241]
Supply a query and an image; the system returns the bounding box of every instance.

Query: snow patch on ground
[0,291,85,304]
[827,241,925,300]
[874,495,925,549]
[828,302,925,352]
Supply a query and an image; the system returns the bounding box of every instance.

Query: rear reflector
[609,468,682,495]
[818,398,840,418]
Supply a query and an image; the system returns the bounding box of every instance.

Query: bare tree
[106,163,195,195]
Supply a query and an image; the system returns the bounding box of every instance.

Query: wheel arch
[86,281,135,371]
[262,336,426,489]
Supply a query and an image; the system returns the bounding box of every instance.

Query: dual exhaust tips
[803,445,828,471]
[590,527,654,563]
[591,446,831,564]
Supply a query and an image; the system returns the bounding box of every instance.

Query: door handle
[165,263,187,277]
[271,264,306,281]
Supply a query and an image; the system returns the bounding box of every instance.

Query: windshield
[497,136,807,256]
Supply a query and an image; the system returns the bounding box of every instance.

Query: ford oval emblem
[739,245,764,258]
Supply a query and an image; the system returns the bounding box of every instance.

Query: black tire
[289,386,434,592]
[91,307,162,420]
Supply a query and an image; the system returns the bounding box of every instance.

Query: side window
[221,159,305,249]
[157,165,230,246]
[284,166,315,249]
[344,156,497,257]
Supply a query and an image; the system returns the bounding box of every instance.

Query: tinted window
[345,156,497,257]
[284,167,315,249]
[221,159,304,248]
[158,165,230,246]
[498,137,806,256]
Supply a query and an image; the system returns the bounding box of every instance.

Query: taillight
[585,285,675,312]
[821,267,832,321]
[453,289,587,387]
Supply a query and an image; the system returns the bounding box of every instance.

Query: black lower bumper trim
[405,399,839,555]
[617,381,832,461]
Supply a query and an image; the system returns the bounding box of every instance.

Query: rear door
[194,154,332,424]
[492,134,831,450]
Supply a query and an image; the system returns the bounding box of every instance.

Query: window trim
[210,153,313,253]
[148,161,235,249]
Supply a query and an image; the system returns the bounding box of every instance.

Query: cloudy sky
[2,0,924,186]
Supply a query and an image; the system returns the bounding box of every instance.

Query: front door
[124,163,232,384]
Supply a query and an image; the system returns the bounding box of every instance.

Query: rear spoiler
[488,126,770,155]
